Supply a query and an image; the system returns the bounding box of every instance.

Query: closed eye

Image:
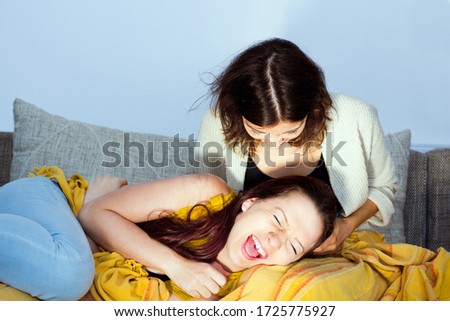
[251,128,265,135]
[290,243,298,255]
[285,128,300,135]
[273,215,282,226]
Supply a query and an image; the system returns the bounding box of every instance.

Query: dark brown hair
[137,176,336,264]
[209,38,332,155]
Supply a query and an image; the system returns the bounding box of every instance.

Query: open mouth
[242,235,268,260]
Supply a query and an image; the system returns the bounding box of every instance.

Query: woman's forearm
[345,198,379,232]
[78,202,183,274]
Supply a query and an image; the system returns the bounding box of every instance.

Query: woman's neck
[215,248,239,274]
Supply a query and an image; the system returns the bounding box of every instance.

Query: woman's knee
[42,255,95,300]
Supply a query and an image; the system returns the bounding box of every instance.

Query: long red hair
[137,176,336,263]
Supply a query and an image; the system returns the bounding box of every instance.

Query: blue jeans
[0,177,94,300]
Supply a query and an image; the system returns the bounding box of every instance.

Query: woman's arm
[315,100,396,253]
[364,107,396,225]
[314,199,378,253]
[78,173,231,299]
[83,176,129,203]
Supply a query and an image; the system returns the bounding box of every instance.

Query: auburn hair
[209,38,332,155]
[137,175,336,264]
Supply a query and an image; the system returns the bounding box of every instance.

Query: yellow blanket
[221,231,450,301]
[85,228,450,301]
[1,166,449,301]
[29,166,88,216]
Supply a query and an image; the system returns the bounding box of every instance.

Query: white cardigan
[196,93,397,227]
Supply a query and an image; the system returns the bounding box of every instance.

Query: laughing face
[216,191,324,272]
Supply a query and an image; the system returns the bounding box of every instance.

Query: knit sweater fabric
[196,93,397,227]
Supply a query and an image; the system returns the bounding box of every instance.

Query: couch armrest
[426,148,450,251]
[404,148,450,251]
[0,131,13,186]
[403,150,428,247]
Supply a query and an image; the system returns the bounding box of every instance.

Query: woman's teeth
[252,235,264,258]
[245,235,267,259]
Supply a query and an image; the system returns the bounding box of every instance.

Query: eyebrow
[283,124,303,133]
[274,207,305,254]
[244,121,304,135]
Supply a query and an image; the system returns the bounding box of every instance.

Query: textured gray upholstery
[426,149,450,251]
[403,150,429,248]
[0,132,12,186]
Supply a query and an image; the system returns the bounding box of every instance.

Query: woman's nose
[268,231,285,250]
[264,134,287,147]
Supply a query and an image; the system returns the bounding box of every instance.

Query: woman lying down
[79,173,336,300]
[0,172,336,301]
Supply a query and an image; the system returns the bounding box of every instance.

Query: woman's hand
[164,257,228,299]
[84,176,128,204]
[313,217,353,254]
[313,199,379,254]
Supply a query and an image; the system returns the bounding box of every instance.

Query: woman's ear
[241,197,257,212]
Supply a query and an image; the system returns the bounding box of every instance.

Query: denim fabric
[0,177,94,300]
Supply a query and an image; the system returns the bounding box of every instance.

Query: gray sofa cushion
[368,129,411,244]
[10,99,196,184]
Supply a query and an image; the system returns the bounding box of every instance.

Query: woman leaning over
[196,38,397,254]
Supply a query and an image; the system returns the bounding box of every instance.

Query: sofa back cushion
[367,129,411,244]
[10,99,196,184]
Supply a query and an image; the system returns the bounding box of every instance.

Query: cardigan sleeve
[360,105,397,226]
[326,94,397,227]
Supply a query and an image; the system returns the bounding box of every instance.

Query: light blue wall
[1,0,449,147]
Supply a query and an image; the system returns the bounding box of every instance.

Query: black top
[244,154,343,214]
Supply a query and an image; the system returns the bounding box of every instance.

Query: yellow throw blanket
[221,231,450,301]
[30,166,88,216]
[2,166,448,301]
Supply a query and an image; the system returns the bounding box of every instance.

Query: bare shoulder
[183,173,231,199]
[80,173,232,224]
[139,173,232,209]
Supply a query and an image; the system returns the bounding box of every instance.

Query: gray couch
[1,99,449,251]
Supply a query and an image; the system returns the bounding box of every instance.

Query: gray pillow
[10,99,196,184]
[368,129,411,244]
